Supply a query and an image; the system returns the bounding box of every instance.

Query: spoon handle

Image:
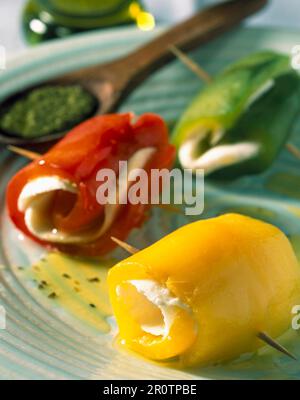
[114,0,268,90]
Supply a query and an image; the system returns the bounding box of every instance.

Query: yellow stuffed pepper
[108,214,300,366]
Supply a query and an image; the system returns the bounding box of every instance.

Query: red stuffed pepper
[6,113,175,256]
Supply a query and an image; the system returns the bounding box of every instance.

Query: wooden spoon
[0,0,268,146]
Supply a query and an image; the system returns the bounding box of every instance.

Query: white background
[1,0,300,55]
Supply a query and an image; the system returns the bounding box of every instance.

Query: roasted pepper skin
[108,214,300,367]
[6,113,175,257]
[173,51,291,148]
[210,72,300,179]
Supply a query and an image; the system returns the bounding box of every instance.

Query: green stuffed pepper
[173,51,300,178]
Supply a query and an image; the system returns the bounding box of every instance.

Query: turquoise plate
[1,26,300,380]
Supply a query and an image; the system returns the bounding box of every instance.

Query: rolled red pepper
[6,113,175,256]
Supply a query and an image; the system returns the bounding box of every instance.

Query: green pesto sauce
[0,85,97,138]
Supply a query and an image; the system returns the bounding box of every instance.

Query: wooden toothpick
[8,145,40,160]
[169,45,212,83]
[111,237,139,255]
[257,331,297,361]
[286,142,300,161]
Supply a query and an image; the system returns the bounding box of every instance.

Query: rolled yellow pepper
[108,214,300,366]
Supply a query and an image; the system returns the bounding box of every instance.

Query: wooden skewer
[111,238,140,256]
[171,47,300,163]
[111,236,139,254]
[257,331,297,361]
[112,236,298,361]
[286,142,300,161]
[169,45,212,83]
[8,145,41,160]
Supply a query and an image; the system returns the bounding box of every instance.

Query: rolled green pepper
[173,51,298,177]
[210,72,300,178]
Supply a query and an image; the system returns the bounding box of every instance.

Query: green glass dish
[22,0,151,44]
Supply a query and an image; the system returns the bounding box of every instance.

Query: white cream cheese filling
[179,80,275,175]
[179,138,259,175]
[116,279,189,338]
[17,147,155,244]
